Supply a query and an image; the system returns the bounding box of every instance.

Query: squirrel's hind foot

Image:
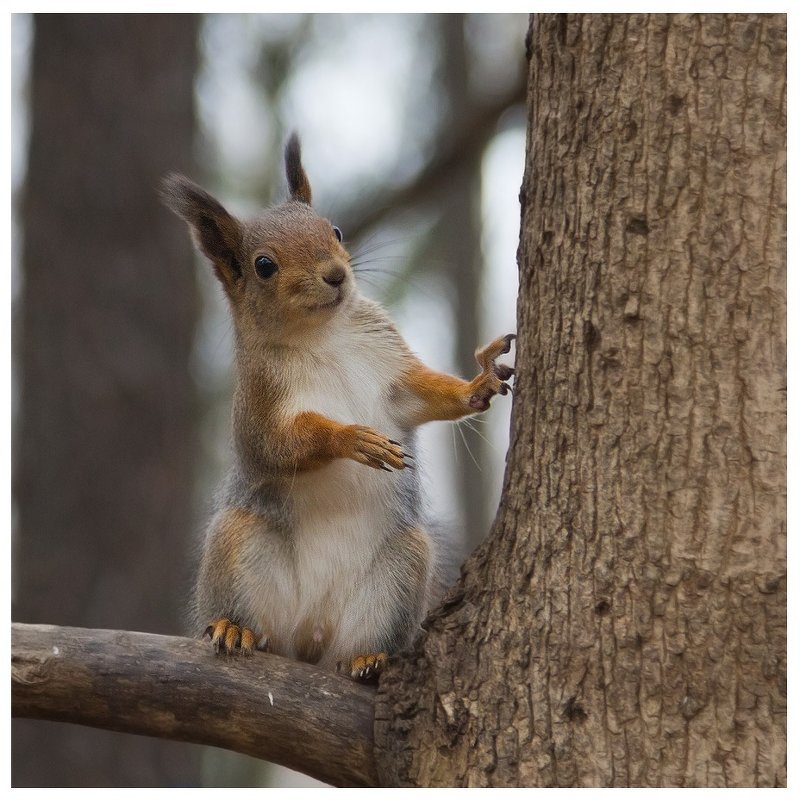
[338,652,388,682]
[204,617,267,656]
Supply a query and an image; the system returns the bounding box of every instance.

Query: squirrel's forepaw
[204,617,268,657]
[470,333,516,411]
[338,652,388,682]
[346,426,413,472]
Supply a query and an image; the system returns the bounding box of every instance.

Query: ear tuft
[284,132,313,205]
[160,173,227,224]
[160,173,243,294]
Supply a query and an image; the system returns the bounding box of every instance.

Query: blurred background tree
[11,12,527,787]
[11,14,204,787]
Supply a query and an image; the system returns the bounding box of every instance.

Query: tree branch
[339,77,527,244]
[11,622,378,787]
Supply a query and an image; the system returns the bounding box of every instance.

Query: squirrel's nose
[323,265,346,287]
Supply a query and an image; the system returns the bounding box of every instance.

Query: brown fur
[398,363,474,425]
[406,526,434,587]
[202,507,261,579]
[396,334,515,425]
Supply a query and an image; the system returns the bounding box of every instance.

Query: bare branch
[11,623,378,787]
[339,78,527,244]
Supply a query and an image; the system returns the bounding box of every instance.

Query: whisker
[352,274,385,293]
[350,253,406,264]
[455,420,482,473]
[351,266,409,277]
[460,417,500,454]
[348,235,411,260]
[351,262,437,302]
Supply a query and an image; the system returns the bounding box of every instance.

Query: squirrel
[161,134,514,680]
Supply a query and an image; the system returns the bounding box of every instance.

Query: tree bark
[13,14,202,786]
[374,13,786,787]
[11,623,376,787]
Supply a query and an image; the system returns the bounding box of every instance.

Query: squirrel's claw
[469,333,516,412]
[495,364,515,382]
[475,332,516,372]
[204,617,259,657]
[340,652,388,682]
[348,426,410,472]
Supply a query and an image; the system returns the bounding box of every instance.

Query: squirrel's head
[161,133,352,344]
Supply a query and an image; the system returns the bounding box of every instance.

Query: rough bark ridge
[374,14,785,787]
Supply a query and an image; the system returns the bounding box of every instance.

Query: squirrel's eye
[332,226,343,243]
[254,255,278,280]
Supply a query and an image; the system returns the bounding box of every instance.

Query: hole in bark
[695,571,713,590]
[667,94,685,114]
[626,216,650,236]
[436,587,465,616]
[584,320,601,352]
[563,696,588,723]
[542,230,554,245]
[594,599,611,615]
[758,576,781,594]
[623,119,638,141]
[556,15,567,46]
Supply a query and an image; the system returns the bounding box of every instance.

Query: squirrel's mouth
[307,290,345,312]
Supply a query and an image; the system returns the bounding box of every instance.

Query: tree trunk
[375,13,786,787]
[12,14,203,786]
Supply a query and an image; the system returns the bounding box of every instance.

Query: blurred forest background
[10,13,527,787]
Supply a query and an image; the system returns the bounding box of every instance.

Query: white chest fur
[286,312,405,522]
[287,313,403,428]
[264,307,411,662]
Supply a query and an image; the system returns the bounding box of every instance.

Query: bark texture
[12,624,377,787]
[13,14,202,786]
[375,14,786,787]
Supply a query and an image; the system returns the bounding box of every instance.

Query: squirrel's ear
[284,132,312,205]
[161,174,244,295]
